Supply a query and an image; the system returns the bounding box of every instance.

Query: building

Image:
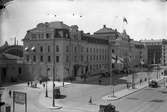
[22,21,146,80]
[0,42,24,83]
[141,39,167,65]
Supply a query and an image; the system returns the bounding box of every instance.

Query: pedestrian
[89,96,93,104]
[98,79,102,85]
[27,81,30,87]
[9,90,12,98]
[127,82,129,89]
[140,79,142,85]
[43,83,45,88]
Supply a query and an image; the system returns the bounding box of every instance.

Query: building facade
[141,39,167,65]
[23,21,147,80]
[0,43,24,83]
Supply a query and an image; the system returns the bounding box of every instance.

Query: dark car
[149,80,158,88]
[99,104,116,112]
[54,87,61,98]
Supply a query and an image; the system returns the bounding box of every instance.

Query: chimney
[103,25,106,28]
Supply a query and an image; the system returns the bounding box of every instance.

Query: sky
[0,0,167,45]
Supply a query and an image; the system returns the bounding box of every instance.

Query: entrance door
[1,68,7,81]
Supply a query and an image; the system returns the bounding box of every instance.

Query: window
[74,46,77,52]
[40,46,43,52]
[33,55,36,62]
[26,55,29,62]
[90,56,92,61]
[66,55,69,62]
[81,55,83,62]
[66,46,69,52]
[74,56,77,62]
[90,48,92,53]
[56,45,59,52]
[48,56,51,62]
[46,33,50,39]
[40,56,43,62]
[48,46,50,52]
[32,34,36,39]
[18,67,22,74]
[112,49,114,53]
[56,56,59,63]
[112,63,115,68]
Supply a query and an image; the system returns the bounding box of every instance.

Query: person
[43,83,45,88]
[9,90,12,98]
[27,81,30,86]
[127,82,129,89]
[89,96,92,104]
[99,79,102,85]
[140,79,142,85]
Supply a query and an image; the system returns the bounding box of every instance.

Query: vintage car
[149,80,158,88]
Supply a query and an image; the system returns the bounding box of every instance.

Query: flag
[123,17,128,24]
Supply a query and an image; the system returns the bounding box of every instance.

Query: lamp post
[108,39,115,97]
[45,68,50,97]
[52,31,56,107]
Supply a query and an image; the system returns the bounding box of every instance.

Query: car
[149,80,158,88]
[99,104,116,112]
[54,87,61,98]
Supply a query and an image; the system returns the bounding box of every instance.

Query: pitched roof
[47,21,69,29]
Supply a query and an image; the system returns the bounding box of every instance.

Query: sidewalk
[102,76,164,101]
[39,81,71,110]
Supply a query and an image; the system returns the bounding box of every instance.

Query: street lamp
[52,30,56,107]
[45,68,50,97]
[108,39,115,97]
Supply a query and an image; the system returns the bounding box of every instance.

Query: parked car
[54,87,61,98]
[99,104,116,112]
[149,80,158,88]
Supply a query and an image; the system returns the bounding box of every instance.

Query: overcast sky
[0,0,167,45]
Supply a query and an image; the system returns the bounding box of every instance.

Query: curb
[105,85,148,101]
[104,78,165,101]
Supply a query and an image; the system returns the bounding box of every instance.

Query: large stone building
[0,42,24,83]
[22,21,147,80]
[141,39,167,65]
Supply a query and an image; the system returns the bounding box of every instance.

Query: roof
[94,25,115,34]
[47,21,69,29]
[0,53,22,60]
[81,34,108,45]
[140,39,163,43]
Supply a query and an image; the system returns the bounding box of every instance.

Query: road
[1,70,165,112]
[2,82,167,112]
[112,86,167,112]
[2,83,50,112]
